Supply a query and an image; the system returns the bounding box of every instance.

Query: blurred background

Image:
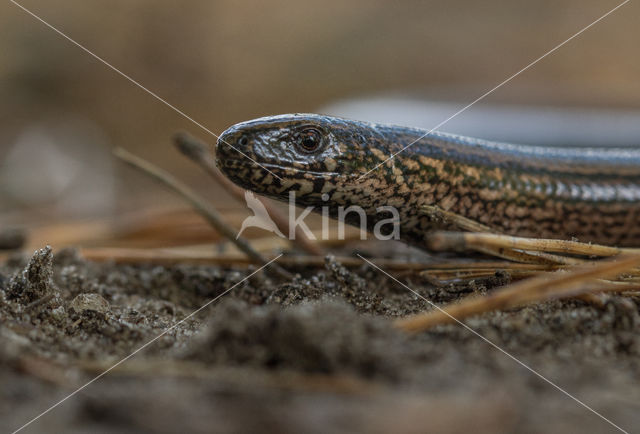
[1,0,639,248]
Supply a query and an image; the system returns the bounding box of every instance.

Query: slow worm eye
[295,128,324,153]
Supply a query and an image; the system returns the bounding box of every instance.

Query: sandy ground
[1,245,640,433]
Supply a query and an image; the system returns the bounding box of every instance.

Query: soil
[1,245,640,433]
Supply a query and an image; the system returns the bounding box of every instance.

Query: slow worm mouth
[217,157,351,180]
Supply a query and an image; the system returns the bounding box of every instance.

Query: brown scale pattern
[216,114,640,248]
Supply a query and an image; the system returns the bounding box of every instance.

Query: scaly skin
[216,113,640,248]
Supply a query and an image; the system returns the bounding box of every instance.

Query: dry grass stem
[422,205,495,233]
[79,246,435,271]
[427,231,632,257]
[112,147,292,279]
[422,205,586,265]
[395,254,640,333]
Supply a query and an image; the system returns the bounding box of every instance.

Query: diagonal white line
[358,0,631,180]
[11,254,284,434]
[357,254,629,434]
[9,0,282,181]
